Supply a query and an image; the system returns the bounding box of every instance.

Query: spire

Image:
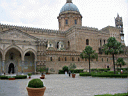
[66,0,72,3]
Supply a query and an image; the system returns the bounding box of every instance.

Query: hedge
[91,68,110,72]
[79,72,91,76]
[58,69,84,74]
[116,68,128,71]
[15,75,27,79]
[91,74,128,78]
[0,75,27,79]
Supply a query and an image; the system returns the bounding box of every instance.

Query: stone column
[35,61,36,74]
[21,61,24,74]
[2,60,5,74]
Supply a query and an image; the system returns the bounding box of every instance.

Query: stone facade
[0,0,127,74]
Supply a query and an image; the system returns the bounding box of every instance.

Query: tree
[102,37,124,74]
[116,58,126,68]
[80,46,98,73]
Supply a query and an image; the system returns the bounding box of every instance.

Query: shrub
[28,79,44,88]
[62,66,68,72]
[58,70,65,74]
[28,73,32,77]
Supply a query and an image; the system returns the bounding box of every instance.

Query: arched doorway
[8,63,15,74]
[5,48,22,74]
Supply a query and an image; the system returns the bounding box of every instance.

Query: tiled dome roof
[60,3,79,14]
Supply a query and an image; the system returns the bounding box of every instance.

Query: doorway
[8,63,15,74]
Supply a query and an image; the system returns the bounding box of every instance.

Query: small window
[75,20,77,24]
[61,45,63,48]
[78,58,80,61]
[58,57,60,61]
[86,39,89,45]
[85,58,87,61]
[100,39,102,46]
[68,41,70,47]
[104,40,105,44]
[107,58,108,62]
[65,57,67,61]
[102,58,103,62]
[50,57,52,61]
[50,44,52,47]
[59,22,61,27]
[72,57,74,61]
[65,19,68,25]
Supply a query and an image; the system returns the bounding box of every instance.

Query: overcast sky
[0,0,128,46]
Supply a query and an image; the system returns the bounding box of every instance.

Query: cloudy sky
[0,0,128,46]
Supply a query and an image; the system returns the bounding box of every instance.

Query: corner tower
[115,14,124,44]
[57,0,82,31]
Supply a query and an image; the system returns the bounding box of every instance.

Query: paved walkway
[0,74,128,96]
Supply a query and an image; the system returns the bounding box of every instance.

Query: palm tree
[102,37,124,74]
[116,58,126,68]
[80,46,98,73]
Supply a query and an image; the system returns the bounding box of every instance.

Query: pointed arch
[24,48,37,61]
[4,45,23,61]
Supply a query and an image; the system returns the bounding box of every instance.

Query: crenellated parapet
[0,23,66,35]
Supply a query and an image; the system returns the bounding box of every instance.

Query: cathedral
[0,0,127,74]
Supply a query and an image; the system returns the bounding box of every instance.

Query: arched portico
[24,48,37,73]
[3,45,23,74]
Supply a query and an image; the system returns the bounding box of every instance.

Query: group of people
[65,71,71,77]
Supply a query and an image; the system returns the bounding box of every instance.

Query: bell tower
[57,0,82,31]
[115,14,124,43]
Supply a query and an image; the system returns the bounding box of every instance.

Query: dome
[60,3,79,14]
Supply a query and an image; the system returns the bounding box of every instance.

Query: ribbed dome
[60,3,79,14]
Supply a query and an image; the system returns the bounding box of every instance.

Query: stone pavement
[0,74,128,96]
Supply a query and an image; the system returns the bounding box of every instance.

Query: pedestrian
[65,71,67,76]
[68,70,71,77]
[121,70,123,74]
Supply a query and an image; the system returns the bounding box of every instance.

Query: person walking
[68,70,71,77]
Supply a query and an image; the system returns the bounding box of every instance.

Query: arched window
[68,41,70,47]
[65,57,67,61]
[50,57,52,61]
[86,39,89,45]
[58,57,60,61]
[57,42,59,49]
